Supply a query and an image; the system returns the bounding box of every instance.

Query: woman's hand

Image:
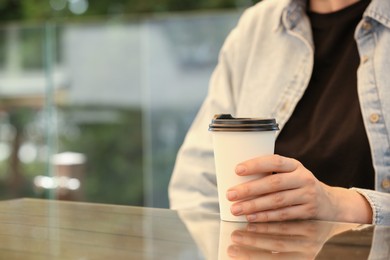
[226,154,372,223]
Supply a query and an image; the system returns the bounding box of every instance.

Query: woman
[169,0,390,225]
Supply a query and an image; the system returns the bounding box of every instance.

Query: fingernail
[231,205,243,215]
[227,190,238,200]
[235,165,246,175]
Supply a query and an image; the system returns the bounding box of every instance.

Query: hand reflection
[226,221,358,260]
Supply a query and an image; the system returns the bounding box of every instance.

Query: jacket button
[361,56,369,64]
[281,101,290,112]
[381,178,390,190]
[369,113,380,123]
[362,21,372,31]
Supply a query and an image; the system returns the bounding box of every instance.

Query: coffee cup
[209,114,279,222]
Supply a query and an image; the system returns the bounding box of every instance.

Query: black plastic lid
[209,114,279,132]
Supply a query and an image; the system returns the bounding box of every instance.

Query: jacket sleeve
[352,187,390,226]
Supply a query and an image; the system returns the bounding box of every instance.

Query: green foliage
[19,0,54,21]
[8,107,35,131]
[0,0,262,22]
[59,107,144,206]
[0,161,7,179]
[0,0,22,21]
[0,108,42,199]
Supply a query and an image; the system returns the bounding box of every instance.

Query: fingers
[244,204,317,222]
[235,154,300,176]
[226,168,315,202]
[227,154,307,200]
[230,188,307,216]
[227,154,323,222]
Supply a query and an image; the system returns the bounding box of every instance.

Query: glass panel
[143,11,241,207]
[0,10,241,208]
[0,24,52,199]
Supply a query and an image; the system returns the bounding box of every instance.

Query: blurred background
[0,0,260,208]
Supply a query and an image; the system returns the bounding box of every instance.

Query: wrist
[331,187,373,224]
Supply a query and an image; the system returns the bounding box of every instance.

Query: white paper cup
[209,114,279,222]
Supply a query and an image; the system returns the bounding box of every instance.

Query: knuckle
[294,159,303,168]
[304,175,316,186]
[306,204,319,218]
[241,184,252,197]
[272,154,285,168]
[259,212,270,222]
[269,175,282,190]
[278,210,290,221]
[246,200,257,212]
[305,185,318,198]
[272,193,285,208]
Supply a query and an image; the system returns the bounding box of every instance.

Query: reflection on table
[0,198,388,259]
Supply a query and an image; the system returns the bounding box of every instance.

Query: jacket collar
[279,0,390,27]
[278,0,307,31]
[277,0,390,39]
[364,0,390,29]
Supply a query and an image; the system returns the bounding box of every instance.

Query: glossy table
[0,198,388,259]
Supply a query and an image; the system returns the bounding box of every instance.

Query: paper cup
[209,114,279,222]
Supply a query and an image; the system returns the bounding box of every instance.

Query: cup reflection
[178,210,221,260]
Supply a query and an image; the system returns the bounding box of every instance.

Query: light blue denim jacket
[169,0,390,225]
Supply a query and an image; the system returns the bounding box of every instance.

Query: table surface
[0,198,388,259]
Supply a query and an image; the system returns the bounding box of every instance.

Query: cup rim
[209,114,279,132]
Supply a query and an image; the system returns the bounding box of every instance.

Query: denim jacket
[169,0,390,225]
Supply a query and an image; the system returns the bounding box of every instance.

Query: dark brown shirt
[275,0,374,189]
